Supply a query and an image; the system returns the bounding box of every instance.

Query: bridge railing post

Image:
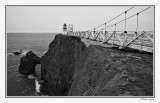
[93,28,96,40]
[100,29,103,42]
[119,31,128,49]
[141,32,144,51]
[84,31,86,38]
[87,31,90,39]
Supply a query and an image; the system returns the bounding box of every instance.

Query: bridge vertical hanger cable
[124,11,127,44]
[136,13,139,33]
[105,23,107,37]
[104,23,107,41]
[93,28,96,39]
[124,11,127,32]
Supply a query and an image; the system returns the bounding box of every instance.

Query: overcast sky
[6,6,154,33]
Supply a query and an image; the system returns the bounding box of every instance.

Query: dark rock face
[41,34,86,96]
[11,50,23,55]
[12,51,21,55]
[40,34,153,96]
[18,51,41,75]
[68,45,153,96]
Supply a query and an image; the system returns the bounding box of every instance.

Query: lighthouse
[63,23,67,35]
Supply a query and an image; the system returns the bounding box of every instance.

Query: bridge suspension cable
[87,6,134,31]
[97,6,152,31]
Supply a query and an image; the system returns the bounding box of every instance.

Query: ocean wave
[35,78,41,93]
[16,73,27,77]
[16,78,22,82]
[7,49,46,57]
[21,50,29,56]
[28,74,36,79]
[28,74,41,93]
[7,49,29,56]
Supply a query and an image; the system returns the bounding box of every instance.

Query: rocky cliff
[41,34,153,96]
[41,34,86,96]
[68,45,153,96]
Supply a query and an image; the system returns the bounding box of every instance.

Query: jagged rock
[68,45,153,96]
[18,51,41,75]
[40,34,153,96]
[41,34,86,96]
[11,50,23,55]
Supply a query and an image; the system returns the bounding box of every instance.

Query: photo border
[5,5,155,98]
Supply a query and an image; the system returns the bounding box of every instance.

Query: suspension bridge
[64,6,154,53]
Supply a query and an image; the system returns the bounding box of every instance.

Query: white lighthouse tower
[63,23,67,35]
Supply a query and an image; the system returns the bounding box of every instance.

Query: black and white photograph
[5,5,154,97]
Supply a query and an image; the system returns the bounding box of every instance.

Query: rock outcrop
[18,51,41,75]
[41,34,86,96]
[68,45,153,96]
[40,34,153,96]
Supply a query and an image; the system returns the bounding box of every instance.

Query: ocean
[7,33,56,96]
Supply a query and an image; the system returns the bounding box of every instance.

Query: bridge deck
[67,31,153,53]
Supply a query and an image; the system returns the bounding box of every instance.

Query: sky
[6,6,154,33]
